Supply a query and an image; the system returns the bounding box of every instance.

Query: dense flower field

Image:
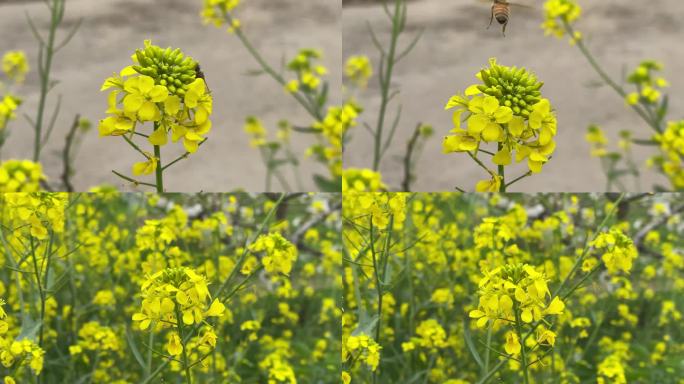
[0,192,341,383]
[343,193,684,383]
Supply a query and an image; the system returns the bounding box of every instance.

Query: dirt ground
[0,0,341,192]
[342,0,684,192]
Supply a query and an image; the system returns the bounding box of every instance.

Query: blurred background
[342,0,683,192]
[0,0,341,191]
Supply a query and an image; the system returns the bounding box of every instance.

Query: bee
[488,0,512,36]
[195,64,211,93]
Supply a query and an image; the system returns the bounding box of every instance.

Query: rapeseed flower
[0,160,45,192]
[249,232,298,278]
[590,228,638,275]
[99,41,212,186]
[444,58,557,190]
[542,0,582,39]
[650,120,684,189]
[345,55,373,88]
[2,51,29,83]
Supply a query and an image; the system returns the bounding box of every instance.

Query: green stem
[514,305,530,384]
[223,12,321,120]
[563,21,660,132]
[369,217,381,384]
[145,328,154,377]
[153,123,164,193]
[373,0,402,171]
[33,0,63,162]
[175,309,193,384]
[484,324,492,374]
[497,142,506,191]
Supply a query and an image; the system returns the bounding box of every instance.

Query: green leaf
[292,126,318,134]
[313,174,341,192]
[317,82,329,108]
[352,314,379,337]
[463,317,485,370]
[17,316,41,341]
[126,327,147,371]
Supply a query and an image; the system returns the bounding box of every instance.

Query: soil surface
[0,0,341,192]
[343,0,683,192]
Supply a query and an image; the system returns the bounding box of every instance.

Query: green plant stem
[497,142,506,192]
[223,12,321,120]
[484,324,492,374]
[563,21,660,132]
[153,123,164,192]
[506,172,532,188]
[401,123,422,192]
[144,329,154,377]
[368,217,381,384]
[32,0,63,162]
[514,306,530,384]
[60,114,80,192]
[373,0,402,171]
[175,309,193,384]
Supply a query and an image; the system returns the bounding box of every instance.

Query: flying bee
[488,0,512,36]
[485,0,533,36]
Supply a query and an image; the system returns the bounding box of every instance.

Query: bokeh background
[342,0,684,191]
[0,0,341,191]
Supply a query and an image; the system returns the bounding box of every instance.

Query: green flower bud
[132,40,198,97]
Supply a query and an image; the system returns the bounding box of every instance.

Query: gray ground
[343,0,683,192]
[0,0,341,192]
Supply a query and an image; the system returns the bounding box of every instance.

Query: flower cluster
[585,124,609,157]
[244,116,268,148]
[590,227,638,275]
[68,321,122,376]
[469,263,565,334]
[310,102,361,178]
[0,95,20,131]
[342,168,386,192]
[625,60,669,106]
[443,58,557,190]
[541,0,582,39]
[285,49,327,93]
[345,55,373,89]
[201,0,241,32]
[132,267,225,356]
[402,319,449,351]
[2,51,29,84]
[344,333,382,371]
[0,160,46,192]
[2,192,67,239]
[248,232,298,278]
[99,40,212,177]
[650,120,684,190]
[0,299,45,378]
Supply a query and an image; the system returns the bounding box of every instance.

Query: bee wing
[508,2,535,9]
[474,0,537,10]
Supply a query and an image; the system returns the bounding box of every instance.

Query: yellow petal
[149,127,168,146]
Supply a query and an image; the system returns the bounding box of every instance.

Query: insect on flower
[195,63,211,93]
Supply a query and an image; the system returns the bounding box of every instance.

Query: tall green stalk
[373,0,403,171]
[175,307,193,384]
[153,123,164,192]
[514,304,530,384]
